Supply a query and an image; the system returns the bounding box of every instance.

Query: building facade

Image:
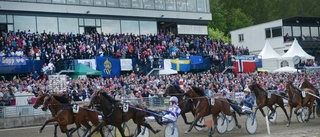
[230,17,320,61]
[0,0,211,35]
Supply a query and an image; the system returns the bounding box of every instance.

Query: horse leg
[39,118,57,133]
[87,122,103,137]
[68,123,81,136]
[142,123,161,134]
[181,113,192,125]
[233,111,241,129]
[287,106,293,127]
[209,113,219,137]
[256,105,266,117]
[278,102,290,125]
[53,123,58,137]
[185,113,201,133]
[116,124,133,137]
[267,105,276,119]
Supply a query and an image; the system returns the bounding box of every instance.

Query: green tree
[225,8,254,34]
[208,27,230,43]
[209,0,227,33]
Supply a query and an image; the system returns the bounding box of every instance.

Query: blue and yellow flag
[96,56,120,78]
[171,58,190,72]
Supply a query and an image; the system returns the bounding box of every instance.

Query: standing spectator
[72,86,81,101]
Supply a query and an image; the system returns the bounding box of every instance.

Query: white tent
[282,39,315,60]
[259,40,281,59]
[159,59,178,75]
[272,66,300,73]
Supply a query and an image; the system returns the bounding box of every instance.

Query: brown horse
[41,93,104,137]
[285,81,316,126]
[300,78,320,118]
[249,82,290,126]
[183,86,238,136]
[88,90,161,137]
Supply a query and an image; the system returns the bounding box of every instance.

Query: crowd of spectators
[0,30,249,73]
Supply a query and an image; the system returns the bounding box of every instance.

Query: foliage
[208,27,230,43]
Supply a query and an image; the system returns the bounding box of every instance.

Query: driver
[162,96,181,122]
[241,88,255,113]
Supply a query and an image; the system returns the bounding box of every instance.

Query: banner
[190,58,211,70]
[96,56,120,78]
[233,59,256,73]
[120,59,133,71]
[190,56,203,64]
[75,59,97,70]
[171,58,190,72]
[0,56,27,66]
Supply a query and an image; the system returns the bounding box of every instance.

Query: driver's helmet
[169,96,178,104]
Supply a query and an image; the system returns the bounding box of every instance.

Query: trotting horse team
[32,78,320,137]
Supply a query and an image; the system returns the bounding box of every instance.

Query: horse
[285,81,316,126]
[41,93,104,137]
[249,82,290,126]
[183,86,240,135]
[88,90,161,137]
[300,78,320,118]
[164,84,195,125]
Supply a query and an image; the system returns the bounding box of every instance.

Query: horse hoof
[237,125,242,129]
[39,130,42,133]
[184,130,189,134]
[286,124,290,127]
[155,129,161,134]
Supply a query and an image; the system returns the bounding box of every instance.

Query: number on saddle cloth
[301,90,306,98]
[210,97,215,106]
[123,101,129,113]
[72,104,79,113]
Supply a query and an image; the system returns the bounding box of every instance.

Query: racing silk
[242,95,255,110]
[162,105,181,122]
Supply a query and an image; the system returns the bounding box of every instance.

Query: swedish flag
[171,58,190,72]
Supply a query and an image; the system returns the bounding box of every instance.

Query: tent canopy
[69,63,102,79]
[272,66,300,73]
[282,39,315,59]
[259,40,281,59]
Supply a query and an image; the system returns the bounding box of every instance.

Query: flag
[96,56,120,78]
[233,59,256,73]
[120,59,132,71]
[190,56,203,64]
[171,58,190,72]
[75,59,97,70]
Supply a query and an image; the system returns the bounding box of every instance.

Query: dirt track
[0,107,320,137]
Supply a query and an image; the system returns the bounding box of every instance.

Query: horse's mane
[303,79,315,89]
[255,83,265,92]
[173,84,183,93]
[52,93,70,104]
[100,91,119,103]
[191,86,206,96]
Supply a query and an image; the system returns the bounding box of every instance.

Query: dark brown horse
[41,93,104,137]
[249,82,290,126]
[285,81,316,126]
[183,86,238,135]
[88,90,161,137]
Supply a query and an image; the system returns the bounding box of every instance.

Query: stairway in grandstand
[222,66,235,74]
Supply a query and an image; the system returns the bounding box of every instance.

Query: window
[310,27,319,37]
[80,0,93,5]
[101,19,120,34]
[165,0,176,11]
[0,15,6,23]
[283,26,292,36]
[94,0,106,6]
[132,0,143,8]
[238,34,244,42]
[52,0,66,4]
[139,21,157,35]
[197,0,207,12]
[265,28,271,38]
[301,26,310,36]
[292,26,301,36]
[119,0,132,8]
[14,16,36,32]
[280,60,289,67]
[176,0,187,11]
[84,19,95,26]
[272,27,282,37]
[107,0,119,7]
[155,0,165,10]
[67,0,80,4]
[58,18,79,34]
[121,20,139,34]
[37,17,58,34]
[186,0,196,12]
[143,0,155,9]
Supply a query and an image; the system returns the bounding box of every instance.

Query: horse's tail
[226,99,243,116]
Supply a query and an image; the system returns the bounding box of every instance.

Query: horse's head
[33,92,48,109]
[89,90,102,108]
[301,78,312,89]
[183,86,205,99]
[284,81,294,93]
[248,82,258,94]
[41,94,52,111]
[164,84,183,97]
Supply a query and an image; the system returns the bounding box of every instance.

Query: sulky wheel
[164,123,179,137]
[216,116,228,134]
[104,125,116,137]
[267,109,277,123]
[226,115,235,132]
[135,126,149,137]
[245,114,258,134]
[77,125,89,137]
[194,117,206,131]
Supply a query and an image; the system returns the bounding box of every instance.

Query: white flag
[120,59,132,71]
